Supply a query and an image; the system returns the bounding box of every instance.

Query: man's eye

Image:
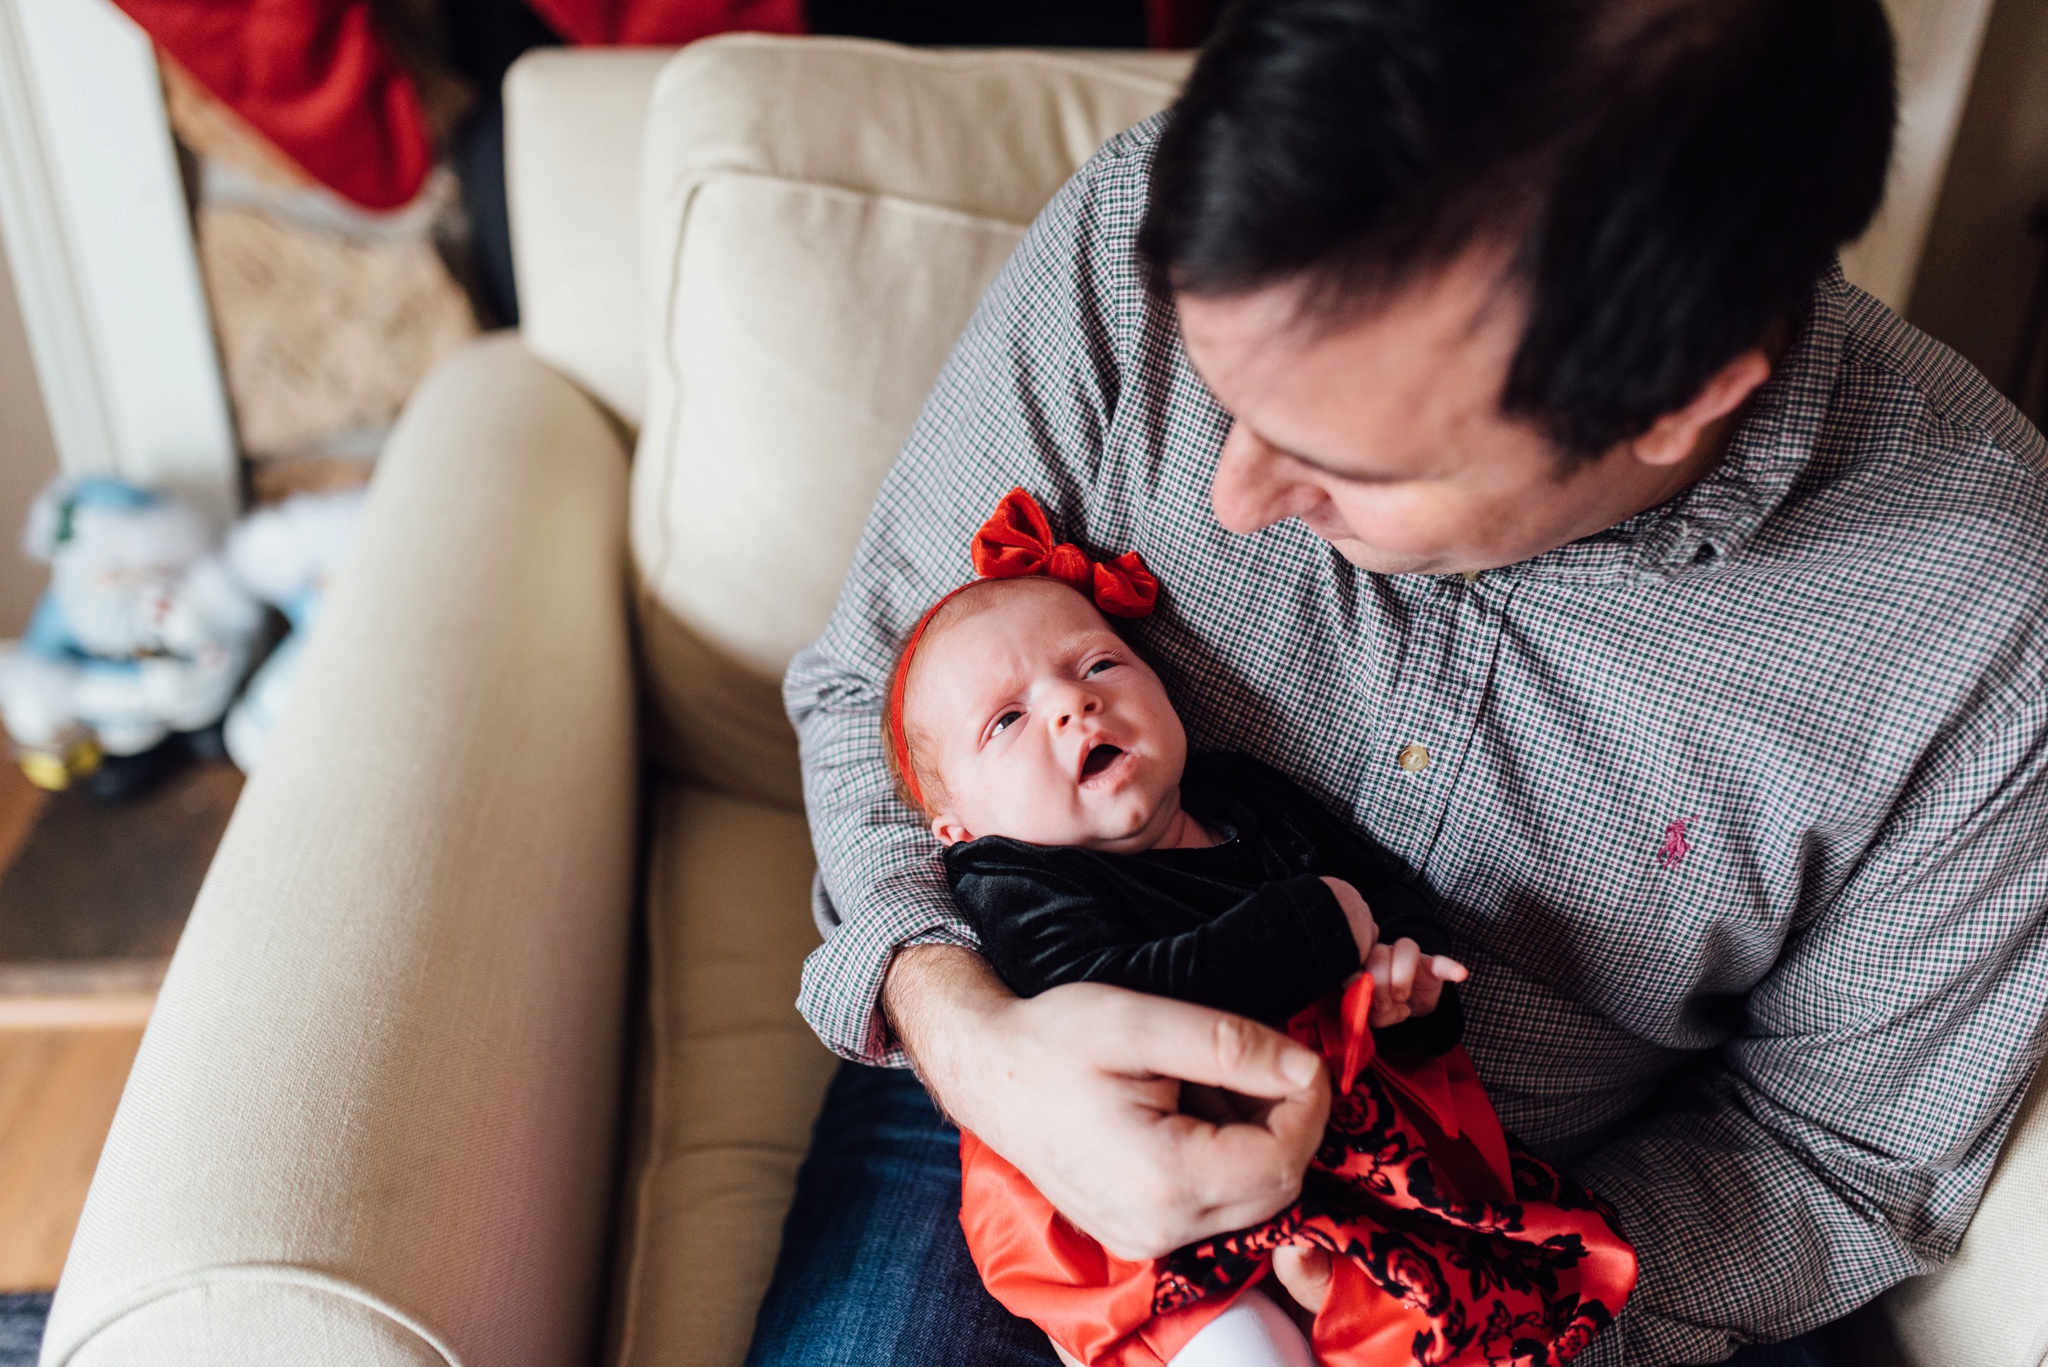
[991,710,1024,736]
[1085,659,1118,676]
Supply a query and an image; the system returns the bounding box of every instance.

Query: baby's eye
[1085,658,1118,676]
[990,710,1024,736]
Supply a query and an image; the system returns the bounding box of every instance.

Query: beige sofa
[39,35,2048,1367]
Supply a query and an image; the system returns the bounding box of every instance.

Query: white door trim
[0,0,237,525]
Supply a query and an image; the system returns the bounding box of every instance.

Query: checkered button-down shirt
[784,116,2048,1365]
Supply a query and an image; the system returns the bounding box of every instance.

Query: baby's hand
[1320,876,1379,962]
[1366,938,1470,1027]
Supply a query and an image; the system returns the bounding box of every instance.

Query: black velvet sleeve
[1374,987,1463,1058]
[1186,754,1464,1054]
[1195,756,1451,952]
[950,854,1363,1027]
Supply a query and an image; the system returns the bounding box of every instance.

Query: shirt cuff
[796,877,978,1068]
[1274,872,1373,1020]
[1373,984,1463,1057]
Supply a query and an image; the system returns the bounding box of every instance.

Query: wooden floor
[0,752,237,1292]
[0,1027,141,1291]
[0,753,135,1292]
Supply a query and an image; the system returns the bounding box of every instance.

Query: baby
[883,490,1634,1367]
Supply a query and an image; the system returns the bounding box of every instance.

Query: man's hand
[1365,937,1469,1027]
[884,945,1330,1260]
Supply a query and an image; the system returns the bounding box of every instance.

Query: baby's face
[907,578,1188,851]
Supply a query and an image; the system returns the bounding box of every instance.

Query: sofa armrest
[42,336,639,1367]
[1879,1065,2048,1367]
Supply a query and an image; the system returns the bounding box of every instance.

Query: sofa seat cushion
[609,780,838,1367]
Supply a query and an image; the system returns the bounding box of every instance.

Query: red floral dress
[959,977,1638,1366]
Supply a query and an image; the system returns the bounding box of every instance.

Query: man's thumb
[1123,998,1322,1097]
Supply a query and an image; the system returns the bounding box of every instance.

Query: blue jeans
[744,1063,1836,1367]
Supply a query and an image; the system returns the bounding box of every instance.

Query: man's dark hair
[1139,0,1896,457]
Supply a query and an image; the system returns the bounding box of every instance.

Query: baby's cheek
[970,752,1058,843]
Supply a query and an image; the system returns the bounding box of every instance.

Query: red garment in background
[118,0,1209,211]
[118,0,802,209]
[116,0,437,210]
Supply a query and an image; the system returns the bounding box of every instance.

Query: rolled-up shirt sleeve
[1568,678,2048,1365]
[784,129,1150,1065]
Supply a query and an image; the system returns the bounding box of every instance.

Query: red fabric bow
[971,488,1158,618]
[888,489,1159,812]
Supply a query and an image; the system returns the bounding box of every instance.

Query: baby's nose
[1053,688,1102,727]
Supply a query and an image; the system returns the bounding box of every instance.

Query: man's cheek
[1327,488,1437,554]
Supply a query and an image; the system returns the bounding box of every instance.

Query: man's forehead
[1179,255,1522,384]
[1176,251,1538,481]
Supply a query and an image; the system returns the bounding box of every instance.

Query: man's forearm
[881,944,1018,1129]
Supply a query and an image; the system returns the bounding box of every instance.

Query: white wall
[1907,0,2048,400]
[1839,0,2001,311]
[0,231,55,636]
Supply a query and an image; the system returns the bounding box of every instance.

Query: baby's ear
[931,814,973,846]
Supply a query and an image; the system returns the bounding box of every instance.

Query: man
[752,0,2048,1363]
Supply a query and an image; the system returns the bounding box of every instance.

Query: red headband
[888,487,1158,812]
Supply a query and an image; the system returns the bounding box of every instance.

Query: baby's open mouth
[1080,744,1124,780]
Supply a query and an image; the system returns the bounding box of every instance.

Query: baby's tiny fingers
[1430,955,1470,983]
[1389,938,1421,999]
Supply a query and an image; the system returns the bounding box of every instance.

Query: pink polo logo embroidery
[1656,819,1693,870]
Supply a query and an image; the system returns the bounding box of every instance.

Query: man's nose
[1210,420,1324,535]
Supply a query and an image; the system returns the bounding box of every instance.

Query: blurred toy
[0,477,263,798]
[223,488,366,773]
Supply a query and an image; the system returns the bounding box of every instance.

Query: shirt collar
[1511,264,1851,581]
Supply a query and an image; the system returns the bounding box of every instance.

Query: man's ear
[932,813,973,846]
[1628,348,1774,468]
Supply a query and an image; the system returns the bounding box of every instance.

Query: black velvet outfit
[945,752,1461,1055]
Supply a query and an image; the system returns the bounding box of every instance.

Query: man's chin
[1294,511,1453,573]
[1324,534,1456,575]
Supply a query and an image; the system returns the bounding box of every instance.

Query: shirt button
[1397,744,1431,773]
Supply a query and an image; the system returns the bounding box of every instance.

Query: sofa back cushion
[507,48,677,429]
[631,36,1187,805]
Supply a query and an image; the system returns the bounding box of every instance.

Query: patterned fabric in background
[157,60,478,478]
[783,115,2048,1365]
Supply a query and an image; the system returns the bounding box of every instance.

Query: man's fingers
[1166,1083,1329,1224]
[1113,995,1323,1098]
[1088,1090,1329,1257]
[1431,955,1470,982]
